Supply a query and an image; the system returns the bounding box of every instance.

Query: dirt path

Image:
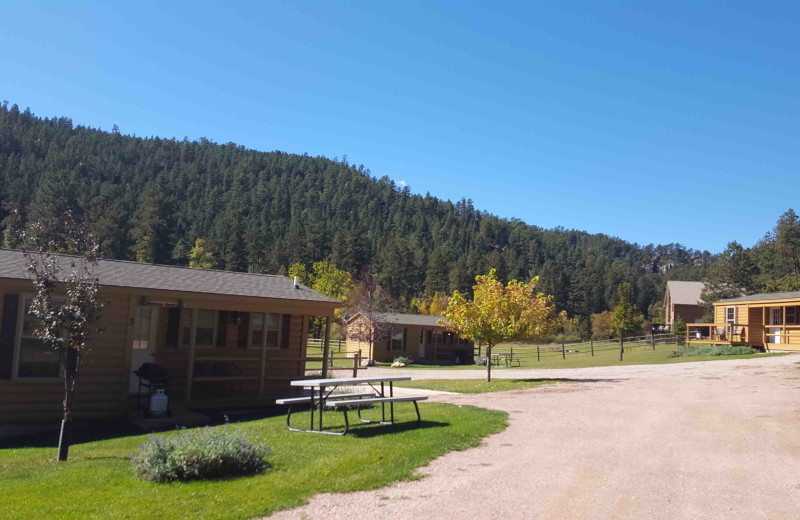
[270,355,800,519]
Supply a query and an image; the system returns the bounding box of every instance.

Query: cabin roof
[719,291,800,304]
[0,249,339,304]
[349,312,445,327]
[666,281,705,305]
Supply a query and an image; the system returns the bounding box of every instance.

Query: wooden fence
[307,338,346,353]
[477,333,681,364]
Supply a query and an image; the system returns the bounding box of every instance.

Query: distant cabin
[346,312,474,364]
[0,249,339,426]
[664,281,706,325]
[687,291,800,351]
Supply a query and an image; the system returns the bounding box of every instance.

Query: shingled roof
[719,291,800,303]
[348,312,446,327]
[666,281,705,306]
[0,249,339,304]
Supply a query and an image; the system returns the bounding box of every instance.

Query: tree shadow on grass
[347,420,449,439]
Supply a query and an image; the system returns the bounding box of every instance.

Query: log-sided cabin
[346,312,474,364]
[0,249,339,425]
[664,281,706,325]
[686,291,800,351]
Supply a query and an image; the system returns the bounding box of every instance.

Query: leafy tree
[591,310,613,340]
[23,223,104,461]
[288,262,310,285]
[345,269,400,354]
[672,316,687,346]
[608,283,644,338]
[443,269,560,381]
[189,238,216,269]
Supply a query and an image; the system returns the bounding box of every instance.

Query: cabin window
[786,307,797,325]
[771,307,783,326]
[132,305,157,350]
[266,313,281,348]
[390,327,404,350]
[725,307,737,324]
[195,310,216,346]
[251,312,265,348]
[16,295,65,379]
[181,309,193,346]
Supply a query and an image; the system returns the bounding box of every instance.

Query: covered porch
[127,296,339,414]
[687,298,800,351]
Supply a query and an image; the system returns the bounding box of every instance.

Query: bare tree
[345,268,399,350]
[23,215,104,461]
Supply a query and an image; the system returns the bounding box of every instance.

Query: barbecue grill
[133,362,171,417]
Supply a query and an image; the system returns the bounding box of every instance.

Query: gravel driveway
[270,354,800,519]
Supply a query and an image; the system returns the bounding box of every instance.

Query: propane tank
[150,388,168,415]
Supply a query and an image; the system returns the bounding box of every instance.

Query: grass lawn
[395,378,563,393]
[0,403,506,520]
[377,344,787,371]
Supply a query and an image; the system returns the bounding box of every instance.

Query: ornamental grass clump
[130,423,270,483]
[670,345,756,357]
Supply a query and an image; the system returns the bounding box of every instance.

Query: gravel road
[269,354,800,519]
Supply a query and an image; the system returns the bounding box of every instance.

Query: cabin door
[129,305,159,393]
[419,329,426,359]
[768,307,782,345]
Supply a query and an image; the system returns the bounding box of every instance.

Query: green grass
[377,343,786,371]
[305,354,359,372]
[0,403,506,520]
[395,378,563,393]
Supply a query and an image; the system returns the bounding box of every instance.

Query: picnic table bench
[276,376,428,436]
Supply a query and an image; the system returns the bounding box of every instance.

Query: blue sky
[2,1,798,253]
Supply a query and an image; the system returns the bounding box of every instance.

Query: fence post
[619,337,624,361]
[537,345,540,362]
[590,339,594,356]
[322,317,331,379]
[561,342,565,360]
[651,333,655,350]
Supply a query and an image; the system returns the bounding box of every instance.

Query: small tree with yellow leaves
[442,269,561,381]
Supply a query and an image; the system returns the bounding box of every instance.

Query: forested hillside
[0,102,712,326]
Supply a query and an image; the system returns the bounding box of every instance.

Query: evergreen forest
[0,102,723,331]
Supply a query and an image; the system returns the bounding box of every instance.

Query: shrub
[475,356,487,366]
[670,345,756,358]
[393,356,414,365]
[130,422,271,483]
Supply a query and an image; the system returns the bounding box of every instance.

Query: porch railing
[686,323,748,344]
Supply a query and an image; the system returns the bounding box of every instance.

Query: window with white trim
[390,327,404,351]
[16,295,65,379]
[132,305,157,350]
[771,307,783,326]
[725,306,737,324]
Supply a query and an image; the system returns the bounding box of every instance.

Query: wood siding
[0,276,328,425]
[0,281,131,423]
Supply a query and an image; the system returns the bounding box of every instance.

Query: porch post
[322,316,331,379]
[184,309,198,403]
[783,306,787,344]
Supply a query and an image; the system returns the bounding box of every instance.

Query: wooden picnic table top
[291,375,412,387]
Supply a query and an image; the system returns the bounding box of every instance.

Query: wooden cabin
[664,281,706,325]
[686,291,800,351]
[0,249,339,425]
[346,312,474,364]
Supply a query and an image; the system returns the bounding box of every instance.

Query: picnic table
[276,376,428,436]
